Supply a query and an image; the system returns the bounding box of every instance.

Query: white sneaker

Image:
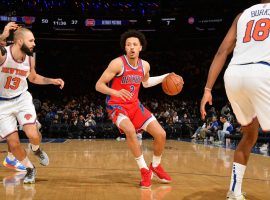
[226,191,246,200]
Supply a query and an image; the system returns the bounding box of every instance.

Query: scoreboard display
[0,15,176,33]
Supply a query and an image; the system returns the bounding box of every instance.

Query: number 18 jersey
[230,3,270,65]
[0,46,30,98]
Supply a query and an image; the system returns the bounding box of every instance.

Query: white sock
[229,162,246,196]
[30,144,40,151]
[152,155,162,167]
[7,152,15,160]
[19,157,34,168]
[135,155,148,169]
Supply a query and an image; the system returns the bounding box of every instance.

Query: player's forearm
[95,82,117,96]
[205,51,228,90]
[142,73,169,88]
[0,34,6,42]
[29,74,54,85]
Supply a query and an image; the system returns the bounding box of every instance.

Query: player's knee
[27,131,40,141]
[160,129,166,140]
[154,129,166,141]
[124,126,136,137]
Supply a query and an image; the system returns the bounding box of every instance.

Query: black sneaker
[23,167,36,184]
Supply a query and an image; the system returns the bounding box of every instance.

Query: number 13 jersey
[230,3,270,65]
[0,45,30,98]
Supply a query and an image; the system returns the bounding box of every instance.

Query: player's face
[125,37,142,59]
[21,32,35,56]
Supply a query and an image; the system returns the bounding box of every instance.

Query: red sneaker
[140,168,152,189]
[150,163,172,183]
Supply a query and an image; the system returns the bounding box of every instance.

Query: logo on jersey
[121,75,143,84]
[24,114,32,120]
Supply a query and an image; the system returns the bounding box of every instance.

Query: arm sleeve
[142,73,169,88]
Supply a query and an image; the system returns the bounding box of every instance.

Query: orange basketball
[162,74,184,96]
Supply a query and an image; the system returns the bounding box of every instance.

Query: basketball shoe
[226,191,246,200]
[140,168,152,189]
[23,166,36,184]
[29,144,49,166]
[3,157,26,172]
[149,163,172,183]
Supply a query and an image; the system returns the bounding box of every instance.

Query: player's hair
[120,30,147,51]
[14,28,32,42]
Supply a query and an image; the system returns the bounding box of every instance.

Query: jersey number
[130,85,135,93]
[243,18,270,43]
[4,76,21,90]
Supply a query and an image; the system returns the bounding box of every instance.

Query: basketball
[162,73,184,95]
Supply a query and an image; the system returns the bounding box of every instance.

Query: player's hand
[52,78,65,89]
[2,22,19,39]
[200,90,212,120]
[169,72,184,84]
[114,89,133,101]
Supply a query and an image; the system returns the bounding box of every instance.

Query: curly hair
[120,30,147,51]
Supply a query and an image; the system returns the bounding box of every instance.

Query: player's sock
[7,152,15,160]
[30,144,40,151]
[229,162,246,196]
[135,155,148,169]
[20,157,34,169]
[152,154,162,167]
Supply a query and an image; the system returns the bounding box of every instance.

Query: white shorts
[0,91,37,138]
[224,63,270,131]
[116,113,156,131]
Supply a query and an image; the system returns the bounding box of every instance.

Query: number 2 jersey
[106,55,144,105]
[0,45,30,98]
[230,3,270,65]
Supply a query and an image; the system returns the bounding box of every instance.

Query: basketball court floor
[0,139,269,200]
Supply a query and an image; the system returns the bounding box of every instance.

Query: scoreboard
[0,15,177,33]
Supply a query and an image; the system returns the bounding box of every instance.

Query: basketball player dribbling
[0,26,64,183]
[96,30,183,188]
[200,1,270,199]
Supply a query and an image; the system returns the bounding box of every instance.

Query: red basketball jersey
[106,55,144,104]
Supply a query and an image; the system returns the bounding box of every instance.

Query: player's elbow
[28,76,36,84]
[95,82,100,92]
[142,81,149,88]
[95,81,103,93]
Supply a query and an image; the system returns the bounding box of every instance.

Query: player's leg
[227,118,258,200]
[6,132,36,184]
[118,116,152,188]
[132,102,171,183]
[224,65,259,199]
[4,121,42,171]
[17,92,49,166]
[144,120,172,183]
[23,124,49,166]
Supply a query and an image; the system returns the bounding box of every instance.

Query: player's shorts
[0,91,37,138]
[106,101,156,133]
[224,62,270,131]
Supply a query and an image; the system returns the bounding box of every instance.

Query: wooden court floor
[0,140,269,200]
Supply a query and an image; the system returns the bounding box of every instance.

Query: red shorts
[106,101,152,132]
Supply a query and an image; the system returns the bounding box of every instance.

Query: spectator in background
[217,115,233,145]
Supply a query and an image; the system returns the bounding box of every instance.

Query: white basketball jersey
[230,3,270,65]
[0,46,30,98]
